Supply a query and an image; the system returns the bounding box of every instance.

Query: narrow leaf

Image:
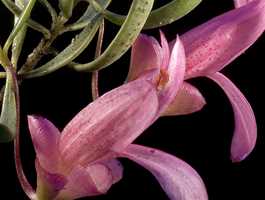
[103,0,202,29]
[70,0,155,72]
[20,15,104,78]
[59,0,74,18]
[11,27,27,69]
[12,0,28,69]
[1,0,50,38]
[65,0,110,32]
[4,0,37,54]
[21,0,154,77]
[0,66,20,142]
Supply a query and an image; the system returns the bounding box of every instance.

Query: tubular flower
[129,0,264,162]
[27,37,208,200]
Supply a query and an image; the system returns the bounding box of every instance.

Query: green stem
[39,0,58,29]
[18,16,67,74]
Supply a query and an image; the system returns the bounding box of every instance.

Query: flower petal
[162,82,206,116]
[27,115,60,173]
[127,34,162,81]
[176,0,265,78]
[158,36,186,114]
[234,0,253,8]
[35,160,67,200]
[208,72,257,162]
[159,30,170,70]
[57,160,122,199]
[60,78,159,170]
[99,159,123,184]
[119,144,208,200]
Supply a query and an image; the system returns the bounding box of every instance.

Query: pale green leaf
[65,0,110,32]
[20,1,110,78]
[59,0,74,18]
[0,66,20,142]
[104,0,202,29]
[1,0,50,38]
[70,0,155,72]
[4,0,37,54]
[11,0,28,69]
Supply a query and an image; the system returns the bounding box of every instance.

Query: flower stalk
[92,20,105,100]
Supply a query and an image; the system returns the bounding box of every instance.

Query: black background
[0,0,264,199]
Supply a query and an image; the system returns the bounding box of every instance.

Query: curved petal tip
[208,73,257,162]
[27,115,60,172]
[120,144,208,200]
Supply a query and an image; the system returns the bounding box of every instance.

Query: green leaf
[1,0,50,38]
[20,1,111,78]
[4,0,37,54]
[0,46,9,67]
[11,0,28,69]
[0,66,20,142]
[59,0,74,18]
[70,0,155,72]
[11,26,27,69]
[65,0,110,32]
[104,0,202,29]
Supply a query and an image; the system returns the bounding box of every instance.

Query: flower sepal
[35,160,67,200]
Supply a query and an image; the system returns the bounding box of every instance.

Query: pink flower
[234,0,254,7]
[128,0,264,162]
[27,37,208,200]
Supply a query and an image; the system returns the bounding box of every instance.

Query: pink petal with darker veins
[162,82,206,116]
[158,36,186,114]
[208,72,257,162]
[119,144,208,200]
[127,34,162,81]
[174,0,265,79]
[59,78,159,170]
[27,115,60,173]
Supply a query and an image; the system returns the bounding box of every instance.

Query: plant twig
[19,16,67,74]
[10,64,36,200]
[91,20,105,100]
